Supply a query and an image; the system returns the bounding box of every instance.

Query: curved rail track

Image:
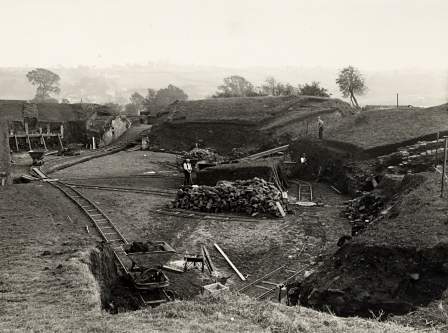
[49,180,170,306]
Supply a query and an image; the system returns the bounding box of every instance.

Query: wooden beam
[214,243,246,281]
[242,144,290,161]
[202,245,216,274]
[14,135,19,152]
[41,135,47,151]
[57,134,64,150]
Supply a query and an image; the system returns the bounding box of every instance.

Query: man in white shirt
[183,158,193,185]
[317,116,324,139]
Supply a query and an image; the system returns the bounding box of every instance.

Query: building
[0,100,131,152]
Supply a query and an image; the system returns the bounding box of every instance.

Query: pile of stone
[184,148,223,163]
[173,177,285,217]
[342,191,387,235]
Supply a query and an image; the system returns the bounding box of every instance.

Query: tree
[129,92,145,115]
[26,68,61,102]
[213,75,256,97]
[298,81,330,97]
[261,76,278,96]
[336,66,366,107]
[61,98,70,104]
[154,84,188,106]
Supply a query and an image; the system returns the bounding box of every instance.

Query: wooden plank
[242,144,289,160]
[202,245,216,273]
[31,167,48,179]
[276,201,286,217]
[214,243,246,281]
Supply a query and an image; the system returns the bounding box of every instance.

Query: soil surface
[50,151,351,300]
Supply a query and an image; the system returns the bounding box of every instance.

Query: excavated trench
[88,243,141,313]
[287,139,448,321]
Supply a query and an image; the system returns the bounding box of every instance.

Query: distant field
[327,104,448,155]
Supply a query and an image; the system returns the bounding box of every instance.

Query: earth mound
[291,172,448,318]
[149,96,354,154]
[327,103,448,157]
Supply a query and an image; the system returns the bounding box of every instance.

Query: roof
[0,100,113,123]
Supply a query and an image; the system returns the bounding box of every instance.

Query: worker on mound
[317,116,324,139]
[183,158,193,186]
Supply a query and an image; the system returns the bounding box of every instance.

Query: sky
[0,0,447,70]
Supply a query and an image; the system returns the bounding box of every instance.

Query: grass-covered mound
[150,96,353,154]
[327,104,448,156]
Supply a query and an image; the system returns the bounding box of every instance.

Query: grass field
[328,104,448,153]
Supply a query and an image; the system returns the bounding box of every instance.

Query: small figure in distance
[317,116,324,139]
[183,158,193,186]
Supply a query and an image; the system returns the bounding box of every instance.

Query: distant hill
[0,65,446,107]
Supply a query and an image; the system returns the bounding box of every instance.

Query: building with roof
[0,100,131,151]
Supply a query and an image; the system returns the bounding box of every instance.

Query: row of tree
[25,65,366,110]
[213,76,330,98]
[212,66,366,107]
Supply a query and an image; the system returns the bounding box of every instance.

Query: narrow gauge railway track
[153,208,282,223]
[237,245,308,301]
[63,182,176,198]
[60,174,182,182]
[48,180,169,306]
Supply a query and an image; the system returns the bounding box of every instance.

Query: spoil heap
[173,177,284,217]
[183,148,222,163]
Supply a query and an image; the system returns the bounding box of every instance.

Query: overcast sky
[0,0,447,70]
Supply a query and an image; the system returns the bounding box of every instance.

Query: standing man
[183,158,193,186]
[317,116,324,139]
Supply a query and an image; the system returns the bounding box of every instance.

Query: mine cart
[130,268,170,291]
[28,150,45,166]
[125,241,176,267]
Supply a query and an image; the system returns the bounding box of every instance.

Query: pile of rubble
[184,148,223,163]
[173,177,285,217]
[342,191,387,235]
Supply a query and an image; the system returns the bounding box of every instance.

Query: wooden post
[57,134,64,150]
[46,124,50,134]
[441,136,448,198]
[14,135,19,152]
[396,93,399,108]
[436,132,440,166]
[60,124,64,138]
[42,135,47,151]
[26,134,32,151]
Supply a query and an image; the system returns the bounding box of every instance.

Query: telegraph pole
[441,136,448,198]
[396,93,399,108]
